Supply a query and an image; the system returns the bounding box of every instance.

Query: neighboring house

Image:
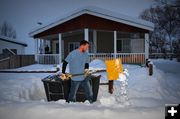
[29,6,154,64]
[0,35,27,55]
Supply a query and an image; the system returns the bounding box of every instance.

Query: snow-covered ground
[0,64,57,71]
[0,59,179,119]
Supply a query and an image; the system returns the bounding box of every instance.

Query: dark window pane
[117,40,122,52]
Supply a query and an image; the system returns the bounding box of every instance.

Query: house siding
[0,40,25,54]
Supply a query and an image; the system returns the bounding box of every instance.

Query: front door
[54,40,64,59]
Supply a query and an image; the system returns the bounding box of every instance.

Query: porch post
[93,30,97,53]
[59,33,62,64]
[114,31,117,58]
[84,28,89,52]
[41,39,45,54]
[43,39,46,54]
[39,39,42,54]
[37,39,39,54]
[34,39,38,62]
[145,33,149,60]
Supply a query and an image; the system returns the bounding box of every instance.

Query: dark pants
[68,76,93,103]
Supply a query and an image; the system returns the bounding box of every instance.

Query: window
[56,43,59,53]
[117,40,122,52]
[117,39,131,53]
[68,42,80,52]
[117,32,145,53]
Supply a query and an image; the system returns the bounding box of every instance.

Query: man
[61,40,93,103]
[45,45,49,54]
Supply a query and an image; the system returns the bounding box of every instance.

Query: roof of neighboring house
[29,6,154,37]
[0,35,27,47]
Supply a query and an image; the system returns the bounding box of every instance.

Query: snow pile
[0,73,50,103]
[116,69,129,104]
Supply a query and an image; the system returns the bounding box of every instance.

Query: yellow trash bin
[105,58,123,80]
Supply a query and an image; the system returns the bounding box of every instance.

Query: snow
[0,73,53,103]
[0,64,57,71]
[0,59,179,119]
[0,35,27,46]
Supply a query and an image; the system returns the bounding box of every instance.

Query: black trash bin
[42,74,101,102]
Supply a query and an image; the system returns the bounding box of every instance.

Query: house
[29,6,154,64]
[0,35,27,55]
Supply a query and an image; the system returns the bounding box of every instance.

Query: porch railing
[89,53,145,64]
[36,53,145,65]
[36,54,60,64]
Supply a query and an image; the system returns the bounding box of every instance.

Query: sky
[0,0,154,54]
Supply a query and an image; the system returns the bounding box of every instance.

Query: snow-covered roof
[29,6,154,37]
[0,35,27,47]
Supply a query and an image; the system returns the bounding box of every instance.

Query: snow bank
[0,73,51,103]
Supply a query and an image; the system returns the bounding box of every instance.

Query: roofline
[29,8,154,37]
[0,35,27,47]
[29,11,85,37]
[86,10,154,31]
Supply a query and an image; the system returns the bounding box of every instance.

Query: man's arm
[85,63,89,69]
[62,60,68,73]
[85,52,89,69]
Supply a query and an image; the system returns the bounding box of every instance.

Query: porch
[34,29,147,65]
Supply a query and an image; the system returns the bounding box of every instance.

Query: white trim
[42,39,45,54]
[34,39,38,61]
[29,7,154,37]
[39,39,43,54]
[84,28,89,53]
[34,39,37,61]
[38,39,41,54]
[114,31,117,58]
[84,28,89,41]
[59,34,62,64]
[93,30,97,53]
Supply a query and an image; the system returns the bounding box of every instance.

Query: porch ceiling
[40,29,83,40]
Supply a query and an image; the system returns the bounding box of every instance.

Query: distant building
[0,35,27,54]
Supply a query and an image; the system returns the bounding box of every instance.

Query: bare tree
[155,0,180,8]
[0,21,16,39]
[139,3,179,52]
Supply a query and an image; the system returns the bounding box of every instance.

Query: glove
[84,69,91,77]
[60,73,72,80]
[60,73,66,80]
